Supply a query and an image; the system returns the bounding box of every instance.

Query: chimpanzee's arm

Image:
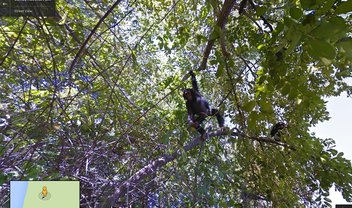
[189,71,199,92]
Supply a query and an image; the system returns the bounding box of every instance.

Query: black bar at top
[0,0,56,17]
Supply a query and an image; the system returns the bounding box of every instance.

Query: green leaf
[300,0,316,10]
[196,34,206,44]
[248,111,258,128]
[319,0,337,14]
[307,39,336,60]
[311,17,347,39]
[324,197,332,203]
[210,26,221,40]
[290,7,303,20]
[259,100,273,113]
[216,64,224,77]
[335,1,352,14]
[256,6,266,16]
[161,134,169,144]
[158,42,164,49]
[58,12,68,25]
[337,38,352,53]
[242,101,256,112]
[0,173,7,184]
[131,50,137,65]
[210,59,218,65]
[281,83,291,96]
[337,152,344,158]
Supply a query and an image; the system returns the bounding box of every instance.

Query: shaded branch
[233,130,296,150]
[67,0,123,79]
[247,0,273,31]
[0,18,27,66]
[198,0,236,71]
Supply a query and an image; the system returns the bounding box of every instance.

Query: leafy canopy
[0,0,351,207]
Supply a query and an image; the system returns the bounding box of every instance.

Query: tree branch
[247,0,273,31]
[67,0,123,80]
[0,18,27,66]
[107,128,295,206]
[198,0,236,71]
[107,133,204,206]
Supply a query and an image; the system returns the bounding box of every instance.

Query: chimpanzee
[183,71,224,140]
[270,122,286,141]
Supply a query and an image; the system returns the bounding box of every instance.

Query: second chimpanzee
[270,122,286,141]
[183,71,224,140]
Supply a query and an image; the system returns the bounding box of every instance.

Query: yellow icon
[41,186,48,199]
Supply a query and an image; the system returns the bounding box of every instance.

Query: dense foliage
[0,0,352,207]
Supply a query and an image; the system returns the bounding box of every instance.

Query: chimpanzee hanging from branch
[183,71,225,140]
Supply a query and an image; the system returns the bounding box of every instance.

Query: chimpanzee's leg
[194,113,208,140]
[210,109,224,127]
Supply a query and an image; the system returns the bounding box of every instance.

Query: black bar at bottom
[336,205,352,208]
